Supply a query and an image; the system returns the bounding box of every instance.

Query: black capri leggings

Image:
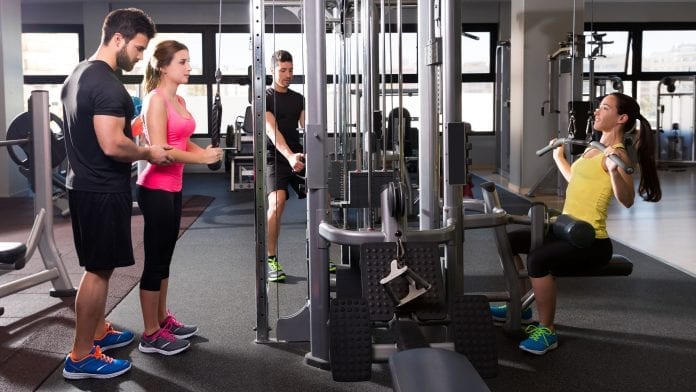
[507,228,613,278]
[137,186,182,291]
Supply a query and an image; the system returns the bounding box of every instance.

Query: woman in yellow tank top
[493,93,662,355]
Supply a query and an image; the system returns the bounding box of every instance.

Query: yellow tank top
[562,151,615,239]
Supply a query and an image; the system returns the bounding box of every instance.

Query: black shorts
[265,160,306,199]
[68,190,135,271]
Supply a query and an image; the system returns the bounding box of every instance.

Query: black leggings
[507,228,613,278]
[137,186,182,291]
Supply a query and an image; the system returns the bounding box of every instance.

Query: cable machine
[656,76,695,164]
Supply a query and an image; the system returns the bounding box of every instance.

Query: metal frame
[0,90,76,315]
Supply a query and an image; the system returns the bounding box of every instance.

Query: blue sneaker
[94,322,135,351]
[63,346,131,379]
[489,304,534,324]
[519,325,558,355]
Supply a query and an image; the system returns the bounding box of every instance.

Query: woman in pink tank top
[135,40,222,355]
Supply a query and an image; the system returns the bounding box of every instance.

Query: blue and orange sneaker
[93,321,135,351]
[63,346,131,379]
[519,325,558,355]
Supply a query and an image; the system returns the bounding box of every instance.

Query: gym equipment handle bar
[535,138,634,174]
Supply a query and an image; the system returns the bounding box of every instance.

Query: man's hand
[288,152,305,172]
[148,144,174,165]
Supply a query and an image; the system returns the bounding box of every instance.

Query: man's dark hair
[270,50,293,69]
[102,8,156,45]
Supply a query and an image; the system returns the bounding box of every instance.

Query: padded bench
[390,348,490,392]
[0,242,27,270]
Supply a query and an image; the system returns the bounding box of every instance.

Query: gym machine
[656,76,695,164]
[4,106,70,216]
[0,90,76,316]
[475,138,634,334]
[527,32,585,197]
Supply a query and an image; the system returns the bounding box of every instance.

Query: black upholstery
[390,348,491,392]
[0,242,27,269]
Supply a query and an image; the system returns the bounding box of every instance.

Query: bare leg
[140,287,161,336]
[139,277,170,335]
[72,270,112,359]
[529,274,557,330]
[158,278,169,323]
[266,190,287,257]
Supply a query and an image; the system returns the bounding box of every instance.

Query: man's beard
[116,46,135,72]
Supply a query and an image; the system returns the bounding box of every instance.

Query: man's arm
[94,114,172,165]
[265,111,304,171]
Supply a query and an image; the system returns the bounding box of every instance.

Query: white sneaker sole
[138,341,190,355]
[519,341,558,355]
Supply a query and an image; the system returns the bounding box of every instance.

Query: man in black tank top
[264,50,305,282]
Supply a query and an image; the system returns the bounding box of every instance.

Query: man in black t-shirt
[61,8,171,380]
[264,50,305,283]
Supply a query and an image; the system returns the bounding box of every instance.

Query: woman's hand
[201,145,223,165]
[551,138,564,161]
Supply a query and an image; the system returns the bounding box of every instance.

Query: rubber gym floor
[2,172,696,391]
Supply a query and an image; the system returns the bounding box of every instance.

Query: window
[462,83,494,133]
[23,84,64,113]
[380,32,419,74]
[583,31,630,74]
[642,30,696,73]
[22,32,80,75]
[217,33,252,75]
[21,26,83,116]
[462,31,491,73]
[126,32,203,76]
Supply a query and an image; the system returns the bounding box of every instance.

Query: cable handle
[535,137,634,174]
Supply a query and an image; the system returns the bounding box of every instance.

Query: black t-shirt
[61,60,135,193]
[265,87,304,163]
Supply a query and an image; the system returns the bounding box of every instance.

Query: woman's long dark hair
[610,92,661,202]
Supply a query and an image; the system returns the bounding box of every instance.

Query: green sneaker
[267,256,286,282]
[519,325,558,355]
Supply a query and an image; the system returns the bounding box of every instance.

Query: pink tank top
[137,89,196,192]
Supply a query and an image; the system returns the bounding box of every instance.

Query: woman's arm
[552,140,572,182]
[603,147,635,208]
[144,94,221,165]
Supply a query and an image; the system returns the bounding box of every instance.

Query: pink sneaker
[138,328,190,356]
[161,310,198,339]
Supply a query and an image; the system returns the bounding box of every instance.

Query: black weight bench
[390,347,491,392]
[0,242,27,270]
